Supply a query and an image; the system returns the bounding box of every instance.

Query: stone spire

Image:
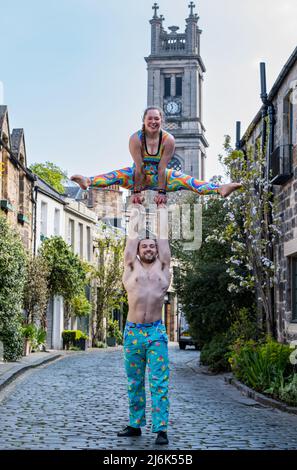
[186,1,200,55]
[150,3,163,55]
[188,1,196,17]
[152,2,159,18]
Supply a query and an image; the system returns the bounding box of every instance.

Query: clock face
[165,100,180,115]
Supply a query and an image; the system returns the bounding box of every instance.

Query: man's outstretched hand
[131,193,145,205]
[154,193,167,206]
[70,175,91,190]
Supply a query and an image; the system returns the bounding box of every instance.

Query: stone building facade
[0,106,34,250]
[64,182,124,228]
[240,47,297,342]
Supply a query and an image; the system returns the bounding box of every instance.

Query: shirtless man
[117,204,171,446]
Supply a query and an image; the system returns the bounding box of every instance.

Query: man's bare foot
[70,174,91,190]
[218,182,242,198]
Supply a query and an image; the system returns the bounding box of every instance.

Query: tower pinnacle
[188,1,195,17]
[152,2,159,19]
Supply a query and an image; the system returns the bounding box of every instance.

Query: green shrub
[229,336,293,393]
[278,374,297,406]
[107,319,123,344]
[69,345,81,351]
[22,324,47,352]
[0,320,24,361]
[62,329,88,349]
[32,327,47,351]
[21,323,37,341]
[200,334,231,373]
[70,294,91,317]
[0,215,27,361]
[93,340,106,348]
[229,307,259,343]
[115,329,123,345]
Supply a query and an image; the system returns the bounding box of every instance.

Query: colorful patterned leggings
[123,320,169,433]
[90,166,220,195]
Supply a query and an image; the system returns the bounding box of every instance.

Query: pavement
[0,350,64,391]
[0,344,297,449]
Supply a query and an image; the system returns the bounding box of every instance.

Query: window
[283,91,293,147]
[292,257,297,322]
[164,77,171,98]
[176,77,182,97]
[54,208,60,236]
[19,155,25,211]
[86,226,91,261]
[68,219,75,250]
[167,156,182,171]
[78,223,83,258]
[40,202,48,238]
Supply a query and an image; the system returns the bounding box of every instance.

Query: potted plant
[21,323,37,356]
[107,319,120,347]
[32,327,47,352]
[62,330,89,351]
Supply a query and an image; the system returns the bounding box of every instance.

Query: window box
[17,213,29,224]
[0,199,14,212]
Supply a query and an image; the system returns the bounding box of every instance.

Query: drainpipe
[260,62,276,337]
[260,63,269,154]
[31,175,38,256]
[260,62,275,176]
[235,121,241,150]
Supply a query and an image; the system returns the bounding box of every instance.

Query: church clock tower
[145,2,207,179]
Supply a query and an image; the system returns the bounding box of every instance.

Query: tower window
[164,77,171,98]
[167,156,182,171]
[176,77,182,97]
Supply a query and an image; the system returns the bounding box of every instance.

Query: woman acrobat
[70,106,241,205]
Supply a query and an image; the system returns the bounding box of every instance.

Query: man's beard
[139,253,157,264]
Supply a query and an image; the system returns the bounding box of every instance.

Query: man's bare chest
[123,260,170,291]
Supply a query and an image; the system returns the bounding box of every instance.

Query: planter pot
[23,340,32,356]
[106,337,116,347]
[76,338,88,351]
[62,339,70,350]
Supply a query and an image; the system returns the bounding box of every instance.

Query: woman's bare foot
[70,174,91,190]
[218,182,242,198]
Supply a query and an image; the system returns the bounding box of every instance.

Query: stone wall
[0,110,33,251]
[245,60,297,342]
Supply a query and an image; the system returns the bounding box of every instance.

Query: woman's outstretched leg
[91,167,134,189]
[164,169,241,197]
[71,167,135,190]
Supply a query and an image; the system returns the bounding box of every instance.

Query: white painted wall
[64,200,97,263]
[35,192,65,252]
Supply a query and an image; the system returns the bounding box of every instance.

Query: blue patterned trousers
[123,319,170,433]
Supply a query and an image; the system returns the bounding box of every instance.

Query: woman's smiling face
[144,109,162,132]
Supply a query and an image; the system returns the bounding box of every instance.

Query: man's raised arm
[124,204,145,269]
[157,205,170,270]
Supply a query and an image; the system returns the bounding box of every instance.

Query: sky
[1,0,297,181]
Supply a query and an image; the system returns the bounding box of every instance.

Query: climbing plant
[0,214,27,361]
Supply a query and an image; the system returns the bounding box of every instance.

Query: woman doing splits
[71,107,241,205]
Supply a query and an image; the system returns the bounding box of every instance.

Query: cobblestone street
[1,344,297,450]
